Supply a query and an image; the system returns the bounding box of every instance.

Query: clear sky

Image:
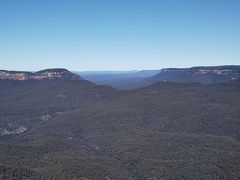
[0,0,240,71]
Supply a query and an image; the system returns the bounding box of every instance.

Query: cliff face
[0,69,82,81]
[161,66,240,75]
[0,71,31,80]
[153,66,240,84]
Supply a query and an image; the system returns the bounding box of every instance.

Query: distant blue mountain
[77,70,160,77]
[77,70,161,89]
[77,66,240,90]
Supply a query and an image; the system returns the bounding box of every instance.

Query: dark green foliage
[0,79,240,179]
[107,131,240,180]
[0,165,45,180]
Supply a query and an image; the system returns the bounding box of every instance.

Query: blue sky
[0,0,239,71]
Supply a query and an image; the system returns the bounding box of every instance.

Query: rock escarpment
[0,68,82,80]
[153,65,240,84]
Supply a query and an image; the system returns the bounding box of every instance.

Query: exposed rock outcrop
[0,68,82,81]
[0,126,27,136]
[153,65,240,84]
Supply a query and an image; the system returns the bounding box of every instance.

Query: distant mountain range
[151,65,240,84]
[78,70,161,77]
[1,66,240,90]
[78,70,161,90]
[78,65,240,89]
[0,68,82,81]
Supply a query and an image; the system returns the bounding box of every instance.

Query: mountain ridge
[75,65,240,90]
[152,65,240,84]
[0,68,82,81]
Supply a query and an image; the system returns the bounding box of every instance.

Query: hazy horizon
[1,64,240,73]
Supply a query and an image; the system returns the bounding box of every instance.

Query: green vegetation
[0,78,240,179]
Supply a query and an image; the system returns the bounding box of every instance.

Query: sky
[0,0,240,71]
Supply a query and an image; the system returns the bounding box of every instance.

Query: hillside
[0,70,240,179]
[0,79,116,141]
